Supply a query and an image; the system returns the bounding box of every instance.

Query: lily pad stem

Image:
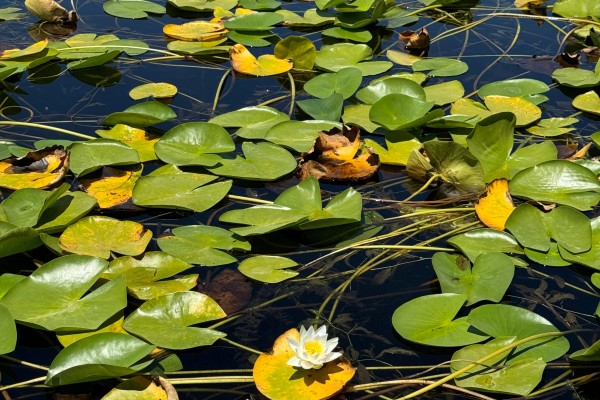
[219,337,262,355]
[168,376,255,385]
[528,372,599,397]
[226,194,272,205]
[0,355,48,371]
[213,68,232,112]
[402,174,439,202]
[0,376,46,391]
[0,121,94,140]
[349,379,495,400]
[287,71,295,117]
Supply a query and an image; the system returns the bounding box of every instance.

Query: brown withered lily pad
[399,27,430,51]
[0,145,69,190]
[298,126,379,181]
[198,269,252,315]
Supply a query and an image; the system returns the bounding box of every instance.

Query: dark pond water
[0,0,599,399]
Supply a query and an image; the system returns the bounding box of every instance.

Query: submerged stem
[0,121,94,140]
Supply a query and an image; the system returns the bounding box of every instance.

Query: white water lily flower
[287,325,342,370]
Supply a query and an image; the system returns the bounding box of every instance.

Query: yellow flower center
[304,340,324,356]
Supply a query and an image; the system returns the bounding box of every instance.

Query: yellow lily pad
[57,313,127,347]
[253,328,355,400]
[0,39,48,60]
[572,90,600,116]
[163,20,227,41]
[484,95,541,127]
[0,146,69,190]
[229,44,293,77]
[102,376,169,400]
[96,124,159,162]
[474,178,515,231]
[129,82,178,100]
[80,166,142,209]
[59,216,152,259]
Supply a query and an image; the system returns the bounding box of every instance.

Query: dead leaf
[229,44,293,76]
[567,143,592,160]
[199,269,252,314]
[474,178,515,230]
[0,146,69,190]
[298,126,380,181]
[25,0,77,23]
[399,27,430,50]
[556,143,578,159]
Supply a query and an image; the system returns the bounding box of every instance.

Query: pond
[0,0,599,399]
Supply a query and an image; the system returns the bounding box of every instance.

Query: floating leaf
[424,80,464,106]
[80,166,142,209]
[483,95,541,127]
[0,222,42,258]
[386,49,422,66]
[0,145,69,190]
[447,228,524,263]
[0,255,126,331]
[69,139,140,177]
[552,62,600,88]
[157,225,250,266]
[163,21,227,41]
[56,313,126,347]
[45,332,155,386]
[412,57,468,77]
[363,131,421,166]
[315,43,392,76]
[123,292,226,349]
[526,117,578,137]
[475,179,515,230]
[468,304,570,362]
[356,77,426,104]
[570,338,600,362]
[154,122,235,167]
[104,251,196,300]
[102,376,169,400]
[0,304,16,354]
[96,124,159,162]
[369,93,439,131]
[276,8,335,27]
[573,90,600,116]
[206,142,297,181]
[103,101,176,128]
[553,0,600,19]
[224,12,283,30]
[0,183,68,227]
[274,36,316,70]
[392,293,488,346]
[0,7,25,21]
[477,78,550,104]
[35,191,97,234]
[433,252,514,306]
[129,82,178,100]
[169,0,237,12]
[297,94,343,121]
[451,337,546,396]
[103,0,166,19]
[253,328,355,400]
[509,160,600,210]
[303,67,362,100]
[209,106,289,139]
[229,44,293,76]
[167,40,229,55]
[322,27,372,42]
[132,164,231,212]
[265,120,341,152]
[238,255,298,283]
[59,216,152,258]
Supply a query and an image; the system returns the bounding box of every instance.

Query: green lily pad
[96,124,159,162]
[69,139,140,177]
[168,0,237,11]
[132,164,231,212]
[560,216,600,270]
[59,216,152,258]
[447,228,524,262]
[265,120,341,152]
[553,0,600,19]
[276,8,335,27]
[103,101,176,128]
[103,0,165,18]
[0,274,25,300]
[0,183,68,227]
[506,204,591,254]
[0,303,16,354]
[304,67,362,100]
[552,62,600,88]
[104,251,196,300]
[239,0,281,10]
[167,41,229,55]
[129,82,177,100]
[224,12,284,30]
[206,142,297,181]
[392,293,488,347]
[467,304,570,362]
[369,93,438,131]
[35,191,98,234]
[386,50,422,66]
[357,77,426,104]
[123,291,226,349]
[424,80,464,106]
[0,255,126,331]
[220,177,362,235]
[154,122,235,167]
[156,225,251,266]
[0,7,25,21]
[477,78,550,104]
[273,36,316,70]
[526,117,579,137]
[238,255,298,283]
[363,131,421,166]
[483,96,541,127]
[451,337,546,396]
[0,222,42,258]
[227,30,275,47]
[412,58,468,77]
[322,27,372,42]
[45,332,155,386]
[315,43,392,76]
[342,104,381,133]
[432,252,514,306]
[209,106,289,140]
[573,90,600,116]
[524,242,571,267]
[297,94,343,121]
[509,160,600,210]
[570,338,600,362]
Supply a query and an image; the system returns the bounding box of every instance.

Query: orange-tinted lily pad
[80,166,142,209]
[298,126,379,181]
[230,44,293,76]
[0,146,69,190]
[253,328,355,400]
[474,178,515,230]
